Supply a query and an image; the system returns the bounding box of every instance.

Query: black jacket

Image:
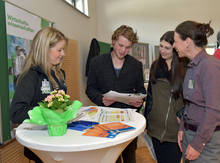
[86,52,146,110]
[10,66,66,124]
[85,38,100,76]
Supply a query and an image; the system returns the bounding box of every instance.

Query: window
[131,43,150,82]
[131,43,150,69]
[206,45,216,55]
[64,0,89,16]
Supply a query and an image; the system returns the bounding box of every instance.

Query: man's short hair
[112,25,138,44]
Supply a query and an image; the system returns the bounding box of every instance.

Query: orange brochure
[83,122,135,138]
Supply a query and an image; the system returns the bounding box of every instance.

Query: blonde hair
[112,25,138,44]
[17,27,67,89]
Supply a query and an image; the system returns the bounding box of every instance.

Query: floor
[136,145,183,163]
[136,147,157,163]
[135,133,157,163]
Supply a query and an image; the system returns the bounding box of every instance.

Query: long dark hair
[151,31,184,99]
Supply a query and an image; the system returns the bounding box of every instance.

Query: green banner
[0,0,11,143]
[0,1,52,143]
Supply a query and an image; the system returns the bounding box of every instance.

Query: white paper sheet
[103,91,146,105]
[79,106,136,123]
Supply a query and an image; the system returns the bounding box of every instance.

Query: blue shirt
[114,67,121,78]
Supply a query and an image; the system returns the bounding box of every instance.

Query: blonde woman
[10,27,67,162]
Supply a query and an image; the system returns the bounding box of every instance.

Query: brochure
[68,120,99,131]
[83,122,135,138]
[98,108,133,123]
[79,106,135,123]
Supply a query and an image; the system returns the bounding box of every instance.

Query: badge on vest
[188,79,194,89]
[41,79,51,94]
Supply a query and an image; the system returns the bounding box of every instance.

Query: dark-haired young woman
[174,20,220,163]
[144,31,185,163]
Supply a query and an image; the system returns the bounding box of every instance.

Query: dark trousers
[24,147,43,163]
[152,137,182,163]
[116,137,137,163]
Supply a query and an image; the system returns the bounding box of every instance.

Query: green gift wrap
[24,100,82,136]
[47,123,67,136]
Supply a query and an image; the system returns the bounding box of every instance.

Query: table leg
[30,140,131,163]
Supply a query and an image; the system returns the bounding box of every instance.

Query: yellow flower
[58,97,64,102]
[58,90,65,95]
[51,90,57,95]
[48,101,53,107]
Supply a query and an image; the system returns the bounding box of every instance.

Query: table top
[15,110,146,152]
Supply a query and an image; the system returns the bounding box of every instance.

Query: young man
[86,25,146,163]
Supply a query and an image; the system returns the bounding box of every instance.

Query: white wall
[5,0,220,106]
[96,0,220,46]
[6,0,97,106]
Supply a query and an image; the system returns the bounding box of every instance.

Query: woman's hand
[177,117,181,124]
[178,131,183,152]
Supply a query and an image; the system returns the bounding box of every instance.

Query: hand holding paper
[129,97,144,107]
[103,91,146,105]
[102,96,116,106]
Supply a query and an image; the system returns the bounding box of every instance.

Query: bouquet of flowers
[38,90,73,113]
[24,90,82,136]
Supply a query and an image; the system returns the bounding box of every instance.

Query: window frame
[63,0,89,17]
[205,45,216,55]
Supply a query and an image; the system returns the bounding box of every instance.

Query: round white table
[16,111,146,163]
